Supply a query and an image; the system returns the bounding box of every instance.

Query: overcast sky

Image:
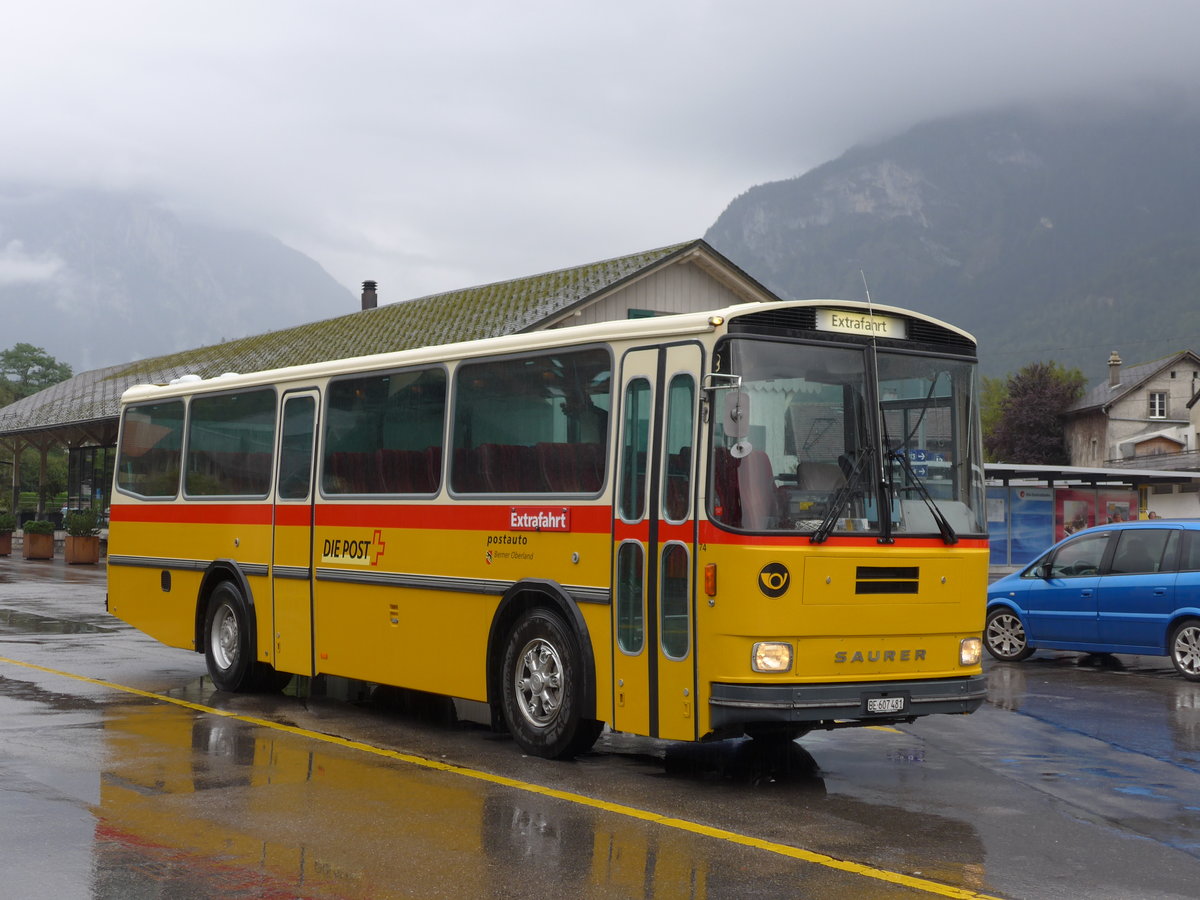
[3,1,1199,305]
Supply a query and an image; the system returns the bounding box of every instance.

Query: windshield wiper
[892,450,958,545]
[810,448,872,544]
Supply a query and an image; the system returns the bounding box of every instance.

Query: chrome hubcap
[514,637,563,728]
[211,603,239,671]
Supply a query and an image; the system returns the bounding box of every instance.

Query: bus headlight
[752,642,793,673]
[960,638,982,666]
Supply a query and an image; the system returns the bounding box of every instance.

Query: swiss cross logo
[369,529,386,565]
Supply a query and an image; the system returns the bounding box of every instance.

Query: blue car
[985,521,1200,680]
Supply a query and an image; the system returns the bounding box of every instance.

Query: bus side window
[616,541,645,654]
[278,396,315,500]
[451,348,610,495]
[662,375,694,523]
[323,367,446,495]
[116,400,185,499]
[185,389,276,497]
[619,378,652,520]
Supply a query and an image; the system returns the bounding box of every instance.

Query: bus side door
[612,344,701,742]
[272,390,319,676]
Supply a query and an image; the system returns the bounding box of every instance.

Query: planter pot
[65,535,101,565]
[23,532,55,560]
[0,533,11,556]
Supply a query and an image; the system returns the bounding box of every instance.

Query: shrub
[64,508,102,537]
[22,520,55,535]
[0,512,15,533]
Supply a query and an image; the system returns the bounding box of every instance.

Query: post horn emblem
[758,563,790,598]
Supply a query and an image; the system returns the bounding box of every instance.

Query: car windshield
[708,337,985,536]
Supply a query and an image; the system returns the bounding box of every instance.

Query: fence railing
[1103,450,1200,471]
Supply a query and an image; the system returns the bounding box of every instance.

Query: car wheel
[985,607,1034,662]
[204,582,257,692]
[1169,618,1200,682]
[500,608,601,759]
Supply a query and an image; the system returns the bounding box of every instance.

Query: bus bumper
[708,675,987,730]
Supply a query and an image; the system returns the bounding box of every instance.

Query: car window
[1108,529,1172,574]
[1180,530,1200,571]
[1163,530,1181,572]
[1047,531,1111,578]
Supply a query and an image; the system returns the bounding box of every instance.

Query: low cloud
[0,241,65,286]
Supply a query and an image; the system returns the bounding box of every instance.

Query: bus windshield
[709,337,985,536]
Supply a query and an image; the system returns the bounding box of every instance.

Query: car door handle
[1079,589,1093,597]
[1154,588,1167,596]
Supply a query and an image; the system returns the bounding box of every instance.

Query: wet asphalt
[2,553,1200,899]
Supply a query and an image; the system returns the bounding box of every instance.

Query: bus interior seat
[797,461,846,492]
[714,447,781,529]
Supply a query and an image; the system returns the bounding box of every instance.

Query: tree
[0,343,73,406]
[984,361,1086,464]
[980,374,1007,450]
[0,344,73,517]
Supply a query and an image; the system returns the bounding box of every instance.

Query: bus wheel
[1170,618,1200,681]
[501,608,601,759]
[984,608,1034,662]
[204,582,256,692]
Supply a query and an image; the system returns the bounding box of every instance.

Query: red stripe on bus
[612,521,695,543]
[315,503,613,532]
[274,505,313,527]
[110,502,615,533]
[108,503,983,547]
[108,504,274,526]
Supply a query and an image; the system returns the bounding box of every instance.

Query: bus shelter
[985,462,1200,570]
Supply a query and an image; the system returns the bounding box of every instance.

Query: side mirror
[723,391,750,439]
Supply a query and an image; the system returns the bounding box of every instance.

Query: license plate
[866,696,905,713]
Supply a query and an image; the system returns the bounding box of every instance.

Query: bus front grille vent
[855,565,919,595]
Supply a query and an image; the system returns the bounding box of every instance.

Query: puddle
[0,608,113,634]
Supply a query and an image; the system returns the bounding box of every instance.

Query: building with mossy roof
[0,238,779,516]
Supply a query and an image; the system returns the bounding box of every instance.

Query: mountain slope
[0,187,355,371]
[705,99,1200,381]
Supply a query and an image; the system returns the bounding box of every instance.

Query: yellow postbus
[107,299,988,758]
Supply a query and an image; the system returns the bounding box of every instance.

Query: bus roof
[118,298,977,405]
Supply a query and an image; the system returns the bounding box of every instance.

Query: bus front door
[612,344,701,742]
[271,390,319,677]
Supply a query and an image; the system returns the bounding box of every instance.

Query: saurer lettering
[834,649,926,663]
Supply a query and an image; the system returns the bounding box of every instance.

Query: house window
[1149,391,1167,418]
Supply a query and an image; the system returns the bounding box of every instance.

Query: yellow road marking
[0,654,1000,899]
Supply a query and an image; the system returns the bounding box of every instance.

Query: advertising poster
[1009,487,1055,565]
[986,486,1008,566]
[1057,489,1096,541]
[1101,492,1136,524]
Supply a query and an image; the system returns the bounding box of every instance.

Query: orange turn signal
[704,563,717,597]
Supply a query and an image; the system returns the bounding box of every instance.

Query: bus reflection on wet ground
[88,693,985,899]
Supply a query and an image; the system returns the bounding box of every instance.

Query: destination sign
[816,309,906,340]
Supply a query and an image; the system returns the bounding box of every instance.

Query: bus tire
[984,607,1034,662]
[500,608,600,759]
[1169,618,1200,681]
[203,581,258,692]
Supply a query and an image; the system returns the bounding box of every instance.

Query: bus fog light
[960,638,982,666]
[752,642,792,673]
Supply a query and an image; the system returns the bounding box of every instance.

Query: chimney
[361,280,378,311]
[1108,349,1122,388]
